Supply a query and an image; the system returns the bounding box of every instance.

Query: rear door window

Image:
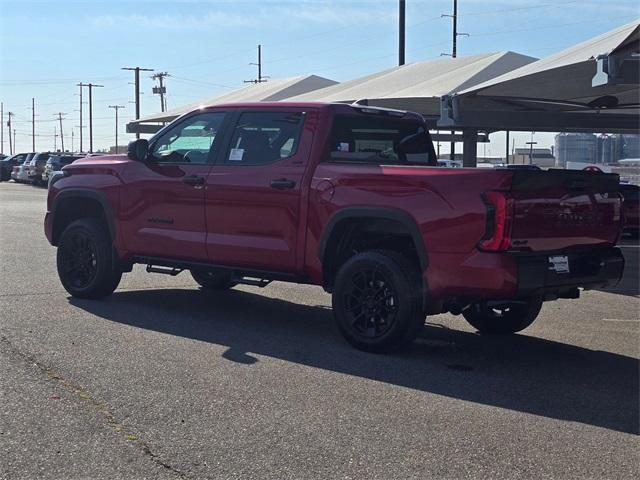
[224,111,304,165]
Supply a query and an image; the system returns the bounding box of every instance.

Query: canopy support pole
[462,129,478,167]
[505,130,510,164]
[449,130,456,161]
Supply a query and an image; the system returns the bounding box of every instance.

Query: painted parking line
[602,318,639,322]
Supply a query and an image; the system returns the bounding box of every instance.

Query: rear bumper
[425,247,624,302]
[516,247,624,297]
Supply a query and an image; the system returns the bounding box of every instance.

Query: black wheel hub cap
[61,232,97,289]
[343,268,398,338]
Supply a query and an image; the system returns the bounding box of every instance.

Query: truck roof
[193,101,422,120]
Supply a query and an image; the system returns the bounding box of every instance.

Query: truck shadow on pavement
[70,288,639,436]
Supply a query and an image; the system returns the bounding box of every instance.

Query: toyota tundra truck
[44,102,624,352]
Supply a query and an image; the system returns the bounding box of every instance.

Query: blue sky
[0,0,638,155]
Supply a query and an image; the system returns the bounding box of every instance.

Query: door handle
[183,175,205,186]
[270,178,296,190]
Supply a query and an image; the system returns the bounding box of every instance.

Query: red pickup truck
[45,102,624,352]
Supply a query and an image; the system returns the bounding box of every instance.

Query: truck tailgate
[508,170,622,252]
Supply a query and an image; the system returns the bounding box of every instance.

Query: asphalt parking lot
[0,181,638,480]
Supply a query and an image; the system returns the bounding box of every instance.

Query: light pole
[525,140,538,165]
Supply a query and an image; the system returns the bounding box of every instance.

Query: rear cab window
[327,113,436,166]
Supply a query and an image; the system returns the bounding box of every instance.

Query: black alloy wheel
[342,267,399,339]
[332,250,425,353]
[59,230,99,289]
[56,218,122,299]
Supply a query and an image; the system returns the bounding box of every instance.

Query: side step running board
[146,264,183,276]
[136,256,311,286]
[232,276,272,288]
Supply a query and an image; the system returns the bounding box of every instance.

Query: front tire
[191,268,237,290]
[463,297,543,334]
[332,250,425,353]
[57,218,122,299]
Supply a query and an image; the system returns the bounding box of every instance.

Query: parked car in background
[42,154,83,184]
[11,153,36,182]
[620,183,639,238]
[437,159,462,168]
[27,152,52,186]
[1,153,34,181]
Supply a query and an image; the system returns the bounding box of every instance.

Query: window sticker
[338,142,350,152]
[355,139,393,153]
[229,148,244,161]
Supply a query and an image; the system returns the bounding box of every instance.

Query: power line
[460,1,579,17]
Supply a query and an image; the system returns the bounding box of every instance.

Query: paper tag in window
[338,142,350,152]
[229,148,244,161]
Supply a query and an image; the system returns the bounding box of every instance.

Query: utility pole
[152,72,169,112]
[77,83,86,152]
[526,140,538,165]
[13,130,16,153]
[71,129,74,153]
[32,98,36,152]
[441,0,469,58]
[442,0,469,161]
[122,66,154,139]
[245,45,268,84]
[54,126,57,151]
[84,83,103,152]
[1,102,3,155]
[399,0,406,66]
[7,111,14,155]
[108,105,125,153]
[55,112,66,152]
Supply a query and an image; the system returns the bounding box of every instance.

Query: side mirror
[127,139,149,162]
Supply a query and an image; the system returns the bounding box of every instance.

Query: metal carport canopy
[438,21,640,134]
[126,74,338,134]
[286,51,537,125]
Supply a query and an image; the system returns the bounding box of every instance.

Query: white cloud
[89,3,397,30]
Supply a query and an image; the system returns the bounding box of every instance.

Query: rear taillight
[479,191,514,252]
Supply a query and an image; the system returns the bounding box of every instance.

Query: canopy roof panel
[286,51,537,116]
[440,21,640,133]
[127,74,337,132]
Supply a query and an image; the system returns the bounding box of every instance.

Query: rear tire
[332,250,425,353]
[57,218,122,299]
[463,296,543,334]
[191,268,237,290]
